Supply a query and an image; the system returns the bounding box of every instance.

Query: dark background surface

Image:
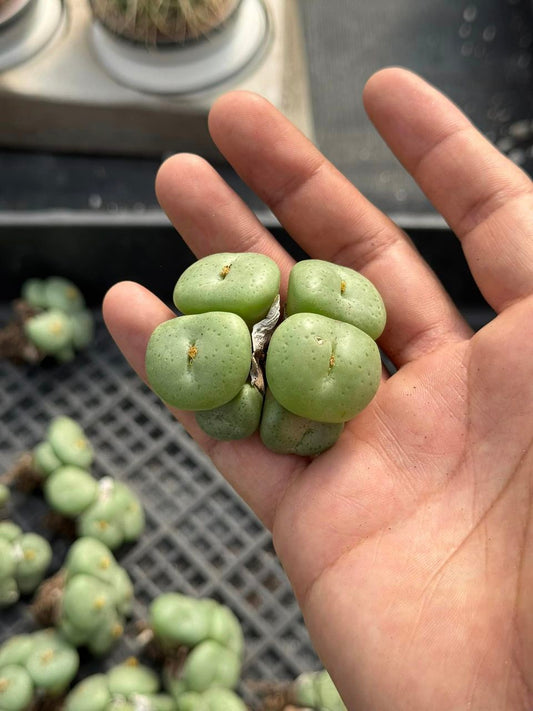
[0,0,531,217]
[0,0,531,320]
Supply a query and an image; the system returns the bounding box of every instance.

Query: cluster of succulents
[149,593,246,709]
[29,416,145,550]
[145,252,385,456]
[21,277,94,362]
[0,629,79,710]
[90,0,240,44]
[35,537,134,656]
[0,256,361,708]
[65,658,176,711]
[0,521,52,608]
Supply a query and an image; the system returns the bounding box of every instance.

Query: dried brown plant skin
[90,0,240,44]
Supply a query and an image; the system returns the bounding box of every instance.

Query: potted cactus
[90,0,241,44]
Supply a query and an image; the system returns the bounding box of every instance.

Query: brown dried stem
[31,571,66,628]
[1,452,41,493]
[0,300,42,365]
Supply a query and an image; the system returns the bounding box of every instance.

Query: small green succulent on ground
[174,687,246,711]
[0,629,79,710]
[148,593,245,703]
[90,0,240,44]
[0,520,52,607]
[145,253,385,456]
[32,537,133,656]
[0,276,94,364]
[3,416,145,550]
[65,658,176,711]
[289,670,347,711]
[255,670,346,711]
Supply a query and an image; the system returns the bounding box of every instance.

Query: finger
[102,281,303,528]
[155,153,295,299]
[207,91,472,367]
[363,67,533,312]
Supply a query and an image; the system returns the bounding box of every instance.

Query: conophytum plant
[0,520,52,608]
[0,277,94,364]
[2,416,145,550]
[32,537,134,656]
[145,253,386,456]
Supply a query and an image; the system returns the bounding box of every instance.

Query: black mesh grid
[0,307,318,703]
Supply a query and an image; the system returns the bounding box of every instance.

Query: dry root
[43,511,77,541]
[0,300,42,365]
[28,695,67,711]
[31,571,66,628]
[248,681,295,711]
[1,452,42,493]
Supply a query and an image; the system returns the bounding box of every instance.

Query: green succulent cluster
[32,416,145,550]
[0,629,79,710]
[149,593,245,709]
[21,277,94,362]
[0,521,52,608]
[291,670,347,711]
[65,659,175,711]
[146,253,386,456]
[57,537,134,656]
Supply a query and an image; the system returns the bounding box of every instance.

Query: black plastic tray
[0,305,317,704]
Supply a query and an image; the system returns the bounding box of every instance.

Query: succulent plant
[90,0,240,45]
[4,416,145,550]
[173,253,281,329]
[174,687,246,711]
[0,521,52,607]
[289,670,347,711]
[0,629,79,709]
[0,276,94,364]
[148,593,245,703]
[33,537,133,656]
[150,593,244,656]
[65,658,176,711]
[146,253,386,456]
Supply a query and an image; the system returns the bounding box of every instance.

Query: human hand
[103,68,533,711]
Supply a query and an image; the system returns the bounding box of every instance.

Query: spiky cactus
[90,0,240,44]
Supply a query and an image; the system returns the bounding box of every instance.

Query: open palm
[104,68,533,711]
